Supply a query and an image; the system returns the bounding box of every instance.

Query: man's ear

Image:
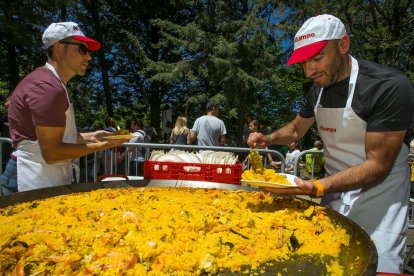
[52,42,64,58]
[338,35,350,54]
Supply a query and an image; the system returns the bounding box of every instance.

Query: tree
[149,0,305,145]
[0,0,412,144]
[0,0,68,93]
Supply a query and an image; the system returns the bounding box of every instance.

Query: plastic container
[144,160,242,185]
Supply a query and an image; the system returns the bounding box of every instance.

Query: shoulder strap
[136,130,146,153]
[173,133,179,144]
[137,130,145,136]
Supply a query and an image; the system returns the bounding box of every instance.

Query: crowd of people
[0,14,413,274]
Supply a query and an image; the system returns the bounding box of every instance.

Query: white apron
[317,56,410,273]
[15,63,78,192]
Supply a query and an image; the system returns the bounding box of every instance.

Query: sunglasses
[59,41,90,56]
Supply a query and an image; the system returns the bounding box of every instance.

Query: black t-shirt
[299,59,414,145]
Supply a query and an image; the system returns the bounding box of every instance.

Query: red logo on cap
[295,33,315,42]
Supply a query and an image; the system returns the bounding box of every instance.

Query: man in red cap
[5,22,129,193]
[248,14,414,273]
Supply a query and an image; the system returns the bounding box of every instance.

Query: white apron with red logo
[15,63,78,192]
[316,56,410,273]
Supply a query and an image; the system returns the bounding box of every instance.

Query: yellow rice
[0,187,349,275]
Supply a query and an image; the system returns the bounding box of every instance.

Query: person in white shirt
[270,141,301,173]
[118,118,148,176]
[190,101,227,146]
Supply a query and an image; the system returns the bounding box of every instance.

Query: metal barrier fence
[92,147,414,181]
[88,143,286,182]
[2,135,412,183]
[292,149,324,177]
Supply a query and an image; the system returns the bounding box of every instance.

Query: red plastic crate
[144,160,242,185]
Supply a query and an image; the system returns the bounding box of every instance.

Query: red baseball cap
[287,14,346,65]
[42,22,100,51]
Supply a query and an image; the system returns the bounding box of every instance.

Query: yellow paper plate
[241,173,297,188]
[103,134,136,140]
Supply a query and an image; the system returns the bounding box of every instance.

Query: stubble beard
[324,54,346,88]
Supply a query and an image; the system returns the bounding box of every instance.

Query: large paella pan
[0,179,377,275]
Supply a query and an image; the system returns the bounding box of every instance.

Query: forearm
[41,142,109,163]
[77,132,95,143]
[266,115,314,145]
[189,131,196,144]
[321,159,391,193]
[265,158,395,197]
[266,124,300,145]
[36,126,123,164]
[219,135,226,145]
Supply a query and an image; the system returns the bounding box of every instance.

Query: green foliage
[0,81,8,115]
[0,0,412,147]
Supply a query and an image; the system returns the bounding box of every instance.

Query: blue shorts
[0,158,17,195]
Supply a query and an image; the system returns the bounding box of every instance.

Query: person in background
[242,114,253,146]
[262,124,288,167]
[170,116,191,145]
[7,22,128,192]
[0,96,16,195]
[246,120,274,170]
[305,140,325,179]
[0,96,12,165]
[0,96,11,137]
[270,140,301,174]
[118,118,147,176]
[101,116,122,175]
[248,14,414,273]
[144,120,158,143]
[190,101,227,146]
[104,116,118,132]
[162,104,173,143]
[246,120,260,144]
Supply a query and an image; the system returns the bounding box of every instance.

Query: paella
[0,187,350,275]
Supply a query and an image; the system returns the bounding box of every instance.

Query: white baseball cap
[42,22,100,51]
[287,14,346,65]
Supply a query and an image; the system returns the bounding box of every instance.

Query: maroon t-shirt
[8,66,69,147]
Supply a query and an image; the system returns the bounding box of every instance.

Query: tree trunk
[6,43,19,93]
[87,0,114,116]
[149,25,161,133]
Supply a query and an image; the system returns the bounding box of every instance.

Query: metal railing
[79,143,286,182]
[292,149,324,177]
[2,135,412,183]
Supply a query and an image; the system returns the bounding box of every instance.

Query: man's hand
[78,130,112,143]
[247,132,266,148]
[89,130,112,142]
[262,177,319,197]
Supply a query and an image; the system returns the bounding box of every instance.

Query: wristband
[266,135,273,143]
[313,180,324,197]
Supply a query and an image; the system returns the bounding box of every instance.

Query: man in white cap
[6,22,129,192]
[248,14,414,273]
